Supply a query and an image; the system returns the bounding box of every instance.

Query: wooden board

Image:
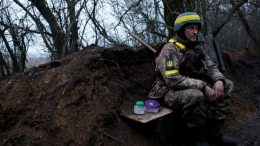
[120,106,174,124]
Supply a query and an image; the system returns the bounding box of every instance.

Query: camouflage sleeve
[156,43,207,91]
[203,49,226,83]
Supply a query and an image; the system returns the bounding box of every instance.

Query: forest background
[0,0,259,79]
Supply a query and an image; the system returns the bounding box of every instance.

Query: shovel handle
[128,31,156,54]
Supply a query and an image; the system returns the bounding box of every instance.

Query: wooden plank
[120,106,174,124]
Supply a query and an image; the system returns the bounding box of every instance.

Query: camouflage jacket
[148,38,226,99]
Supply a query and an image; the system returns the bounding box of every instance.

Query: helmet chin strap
[178,28,188,41]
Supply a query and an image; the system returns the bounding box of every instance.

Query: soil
[0,44,259,146]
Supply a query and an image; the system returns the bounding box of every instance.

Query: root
[100,59,120,69]
[103,132,125,143]
[109,110,121,122]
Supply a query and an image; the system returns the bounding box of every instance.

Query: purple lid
[145,100,160,108]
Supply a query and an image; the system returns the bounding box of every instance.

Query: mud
[0,44,259,146]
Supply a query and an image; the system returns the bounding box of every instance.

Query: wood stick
[128,31,156,54]
[103,132,125,143]
[173,11,180,16]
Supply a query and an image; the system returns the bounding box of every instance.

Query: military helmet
[174,12,201,32]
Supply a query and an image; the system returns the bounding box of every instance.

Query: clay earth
[0,43,259,146]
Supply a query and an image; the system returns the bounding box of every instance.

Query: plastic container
[145,100,160,113]
[134,101,146,115]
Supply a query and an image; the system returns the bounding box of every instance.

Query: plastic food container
[145,100,160,113]
[134,101,146,115]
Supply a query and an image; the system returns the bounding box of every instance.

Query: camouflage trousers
[164,79,234,128]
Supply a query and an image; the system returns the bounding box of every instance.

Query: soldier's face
[184,24,198,42]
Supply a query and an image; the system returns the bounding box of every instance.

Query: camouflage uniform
[148,36,234,128]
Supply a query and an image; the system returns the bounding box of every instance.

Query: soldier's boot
[186,126,209,146]
[205,119,236,146]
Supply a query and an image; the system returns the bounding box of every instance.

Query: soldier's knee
[224,79,234,94]
[185,89,205,103]
[225,79,234,88]
[189,89,204,97]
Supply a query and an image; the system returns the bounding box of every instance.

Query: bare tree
[13,0,86,59]
[0,1,33,79]
[211,0,248,37]
[231,0,260,50]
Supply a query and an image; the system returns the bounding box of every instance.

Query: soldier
[148,12,236,146]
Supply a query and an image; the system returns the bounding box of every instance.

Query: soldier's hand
[204,86,217,102]
[213,80,224,100]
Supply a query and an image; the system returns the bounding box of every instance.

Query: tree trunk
[21,36,27,71]
[29,0,66,58]
[0,29,20,73]
[0,51,11,78]
[211,0,248,37]
[153,0,158,43]
[0,64,6,79]
[162,0,180,38]
[201,0,208,36]
[67,0,78,53]
[10,26,24,72]
[162,0,195,38]
[184,0,196,12]
[231,1,260,50]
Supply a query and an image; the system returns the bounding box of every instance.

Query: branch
[86,7,119,45]
[163,0,174,14]
[231,1,260,49]
[173,11,180,16]
[115,0,143,27]
[140,12,175,30]
[158,2,165,19]
[100,59,120,69]
[150,31,167,38]
[246,2,260,8]
[0,29,16,64]
[79,18,90,47]
[61,0,86,58]
[0,21,52,36]
[28,0,65,59]
[211,0,248,37]
[13,0,58,59]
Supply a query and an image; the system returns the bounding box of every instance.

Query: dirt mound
[0,44,157,146]
[221,50,260,145]
[0,45,259,146]
[223,50,260,111]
